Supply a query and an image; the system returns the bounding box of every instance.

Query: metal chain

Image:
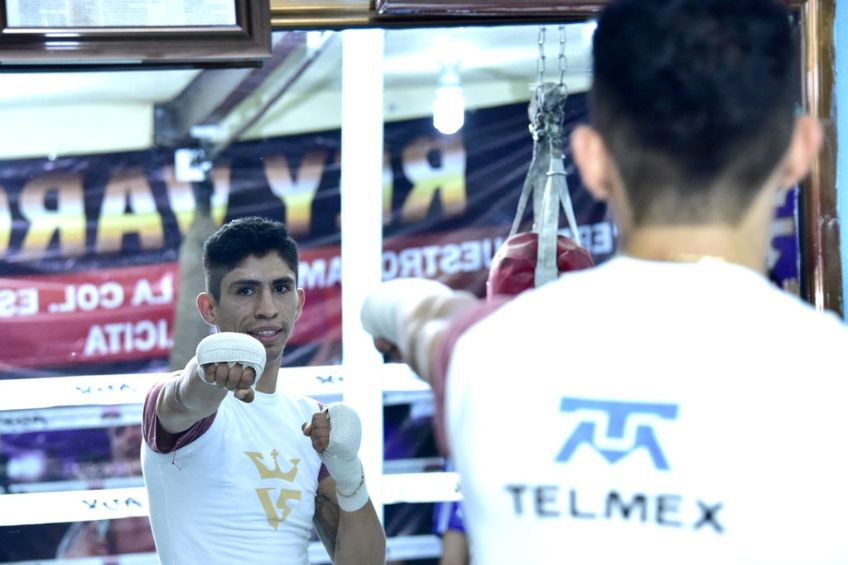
[558,25,568,95]
[536,26,546,88]
[536,26,547,110]
[537,25,570,103]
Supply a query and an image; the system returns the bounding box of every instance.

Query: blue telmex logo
[557,398,678,470]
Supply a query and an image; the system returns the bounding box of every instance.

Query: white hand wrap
[195,332,266,390]
[320,403,369,512]
[360,278,453,346]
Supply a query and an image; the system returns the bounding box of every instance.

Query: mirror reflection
[0,15,803,564]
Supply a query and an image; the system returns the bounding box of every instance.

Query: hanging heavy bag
[487,232,593,298]
[486,81,593,300]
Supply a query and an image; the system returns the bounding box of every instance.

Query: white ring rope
[0,362,453,546]
[4,535,444,565]
[0,472,461,526]
[0,363,429,414]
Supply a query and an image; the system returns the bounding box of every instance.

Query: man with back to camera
[141,216,385,564]
[361,0,848,563]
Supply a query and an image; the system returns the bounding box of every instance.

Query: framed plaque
[0,0,270,65]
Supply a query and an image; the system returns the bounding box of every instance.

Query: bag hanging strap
[509,85,582,287]
[534,136,582,286]
[509,140,546,238]
[511,27,581,287]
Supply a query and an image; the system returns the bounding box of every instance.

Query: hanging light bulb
[433,65,465,135]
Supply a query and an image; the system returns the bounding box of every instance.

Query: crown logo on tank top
[244,450,303,529]
[246,450,300,480]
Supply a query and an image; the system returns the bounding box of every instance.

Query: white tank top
[142,390,323,564]
[444,257,848,564]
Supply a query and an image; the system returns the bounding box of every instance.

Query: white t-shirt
[443,256,848,565]
[142,388,324,565]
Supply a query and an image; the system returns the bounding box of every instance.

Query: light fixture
[432,65,465,135]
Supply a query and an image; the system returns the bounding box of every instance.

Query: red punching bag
[487,232,593,299]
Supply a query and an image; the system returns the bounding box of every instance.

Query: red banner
[0,264,175,370]
[0,94,797,377]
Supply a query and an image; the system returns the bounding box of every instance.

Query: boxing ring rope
[0,472,461,527]
[4,536,443,565]
[0,364,456,563]
[0,364,429,414]
[5,535,444,565]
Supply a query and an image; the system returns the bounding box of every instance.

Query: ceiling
[0,20,595,159]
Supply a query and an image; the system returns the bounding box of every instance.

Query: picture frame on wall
[0,0,271,65]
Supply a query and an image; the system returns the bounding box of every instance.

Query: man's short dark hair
[591,0,796,226]
[203,217,299,301]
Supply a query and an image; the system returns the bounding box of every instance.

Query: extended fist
[195,332,266,402]
[198,362,257,393]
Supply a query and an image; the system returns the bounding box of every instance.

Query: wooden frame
[375,0,611,15]
[270,0,609,27]
[793,0,841,315]
[0,0,271,65]
[270,1,373,28]
[272,0,841,316]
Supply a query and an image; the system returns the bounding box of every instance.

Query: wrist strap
[336,480,369,513]
[332,461,369,512]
